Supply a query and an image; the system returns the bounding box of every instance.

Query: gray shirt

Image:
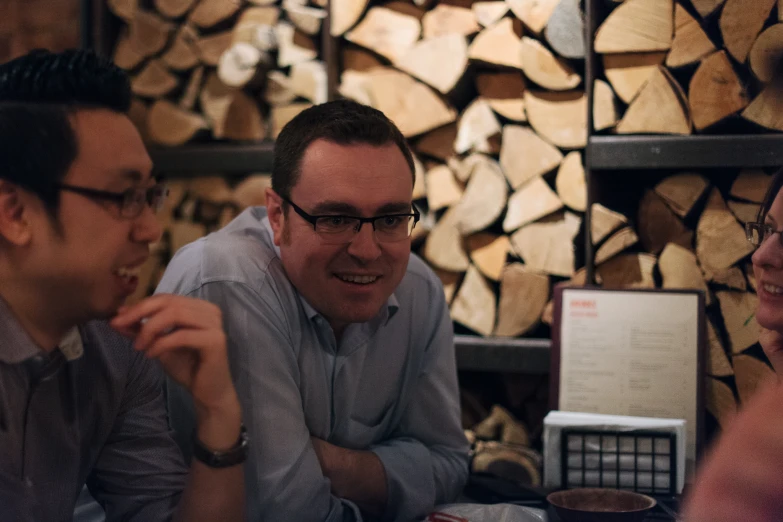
[158,207,470,522]
[0,297,188,522]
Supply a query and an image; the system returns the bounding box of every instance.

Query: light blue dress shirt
[157,207,470,522]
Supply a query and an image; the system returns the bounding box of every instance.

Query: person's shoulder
[78,320,151,382]
[399,252,447,303]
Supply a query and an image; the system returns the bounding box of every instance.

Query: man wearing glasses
[0,50,246,521]
[158,100,470,522]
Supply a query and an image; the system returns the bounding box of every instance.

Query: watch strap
[192,424,248,468]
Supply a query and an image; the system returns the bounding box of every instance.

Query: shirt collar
[259,211,401,325]
[0,296,84,364]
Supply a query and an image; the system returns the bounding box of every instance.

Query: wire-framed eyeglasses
[746,221,783,248]
[282,196,420,244]
[56,183,169,219]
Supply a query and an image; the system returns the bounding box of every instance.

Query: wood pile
[107,0,327,145]
[593,0,783,134]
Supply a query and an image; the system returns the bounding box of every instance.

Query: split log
[180,65,204,110]
[555,151,586,212]
[129,10,173,58]
[276,22,318,66]
[108,0,138,21]
[131,60,179,98]
[454,156,508,234]
[424,206,471,272]
[707,320,733,377]
[733,354,774,404]
[731,169,772,203]
[284,2,326,36]
[654,173,710,218]
[746,262,758,292]
[595,227,639,265]
[426,164,464,211]
[659,243,709,302]
[603,51,667,104]
[545,0,584,60]
[434,269,461,303]
[147,100,208,146]
[742,74,783,131]
[448,153,482,183]
[591,203,628,244]
[413,154,427,200]
[476,71,527,122]
[471,442,540,486]
[155,0,197,19]
[264,71,296,105]
[421,5,480,38]
[468,18,524,70]
[289,60,328,103]
[473,405,530,446]
[472,1,508,27]
[710,267,747,291]
[520,37,581,91]
[666,3,715,68]
[524,90,586,149]
[330,0,370,36]
[594,0,673,53]
[162,25,200,71]
[188,177,234,202]
[233,175,272,209]
[637,189,693,254]
[170,220,207,255]
[510,211,581,277]
[382,1,426,20]
[338,70,373,106]
[249,0,279,5]
[750,24,783,83]
[454,98,502,154]
[196,30,233,66]
[505,0,559,35]
[365,68,457,137]
[689,51,748,131]
[499,125,563,189]
[416,124,458,161]
[717,291,760,354]
[616,67,691,135]
[451,265,497,336]
[341,45,384,72]
[233,7,280,47]
[596,253,657,289]
[697,189,755,277]
[593,79,619,132]
[394,34,469,94]
[344,7,420,62]
[719,0,776,63]
[706,378,736,428]
[467,233,510,281]
[113,30,145,70]
[200,73,265,140]
[271,103,313,138]
[495,264,550,337]
[728,201,761,224]
[692,0,725,18]
[188,0,242,28]
[218,43,264,88]
[486,98,527,122]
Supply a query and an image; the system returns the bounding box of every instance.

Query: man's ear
[265,188,286,246]
[0,181,32,246]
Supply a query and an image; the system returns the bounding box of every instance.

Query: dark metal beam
[149,143,275,176]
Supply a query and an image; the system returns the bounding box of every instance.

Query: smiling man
[158,100,470,521]
[0,49,246,521]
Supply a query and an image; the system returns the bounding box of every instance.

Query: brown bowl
[546,488,656,522]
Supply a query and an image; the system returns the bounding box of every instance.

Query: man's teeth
[338,275,378,284]
[764,283,783,295]
[115,266,141,278]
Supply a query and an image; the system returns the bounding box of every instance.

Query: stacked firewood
[593,0,783,134]
[107,0,327,144]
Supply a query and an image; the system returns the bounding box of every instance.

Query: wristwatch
[192,425,249,468]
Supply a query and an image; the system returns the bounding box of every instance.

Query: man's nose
[346,222,382,262]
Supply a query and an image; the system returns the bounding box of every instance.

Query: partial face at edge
[268,139,414,334]
[753,186,783,332]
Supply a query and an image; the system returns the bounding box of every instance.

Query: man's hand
[111,294,241,450]
[681,380,783,522]
[760,327,783,376]
[310,436,388,517]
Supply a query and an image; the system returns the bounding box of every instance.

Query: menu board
[551,287,705,478]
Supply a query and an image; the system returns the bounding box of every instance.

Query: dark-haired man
[159,100,470,521]
[0,49,246,521]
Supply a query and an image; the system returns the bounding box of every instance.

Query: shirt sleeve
[370,280,470,522]
[86,349,188,522]
[163,279,363,522]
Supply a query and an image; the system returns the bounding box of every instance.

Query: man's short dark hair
[0,49,132,211]
[272,99,416,201]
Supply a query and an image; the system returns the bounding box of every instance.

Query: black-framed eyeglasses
[56,183,169,219]
[746,221,783,248]
[281,196,420,244]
